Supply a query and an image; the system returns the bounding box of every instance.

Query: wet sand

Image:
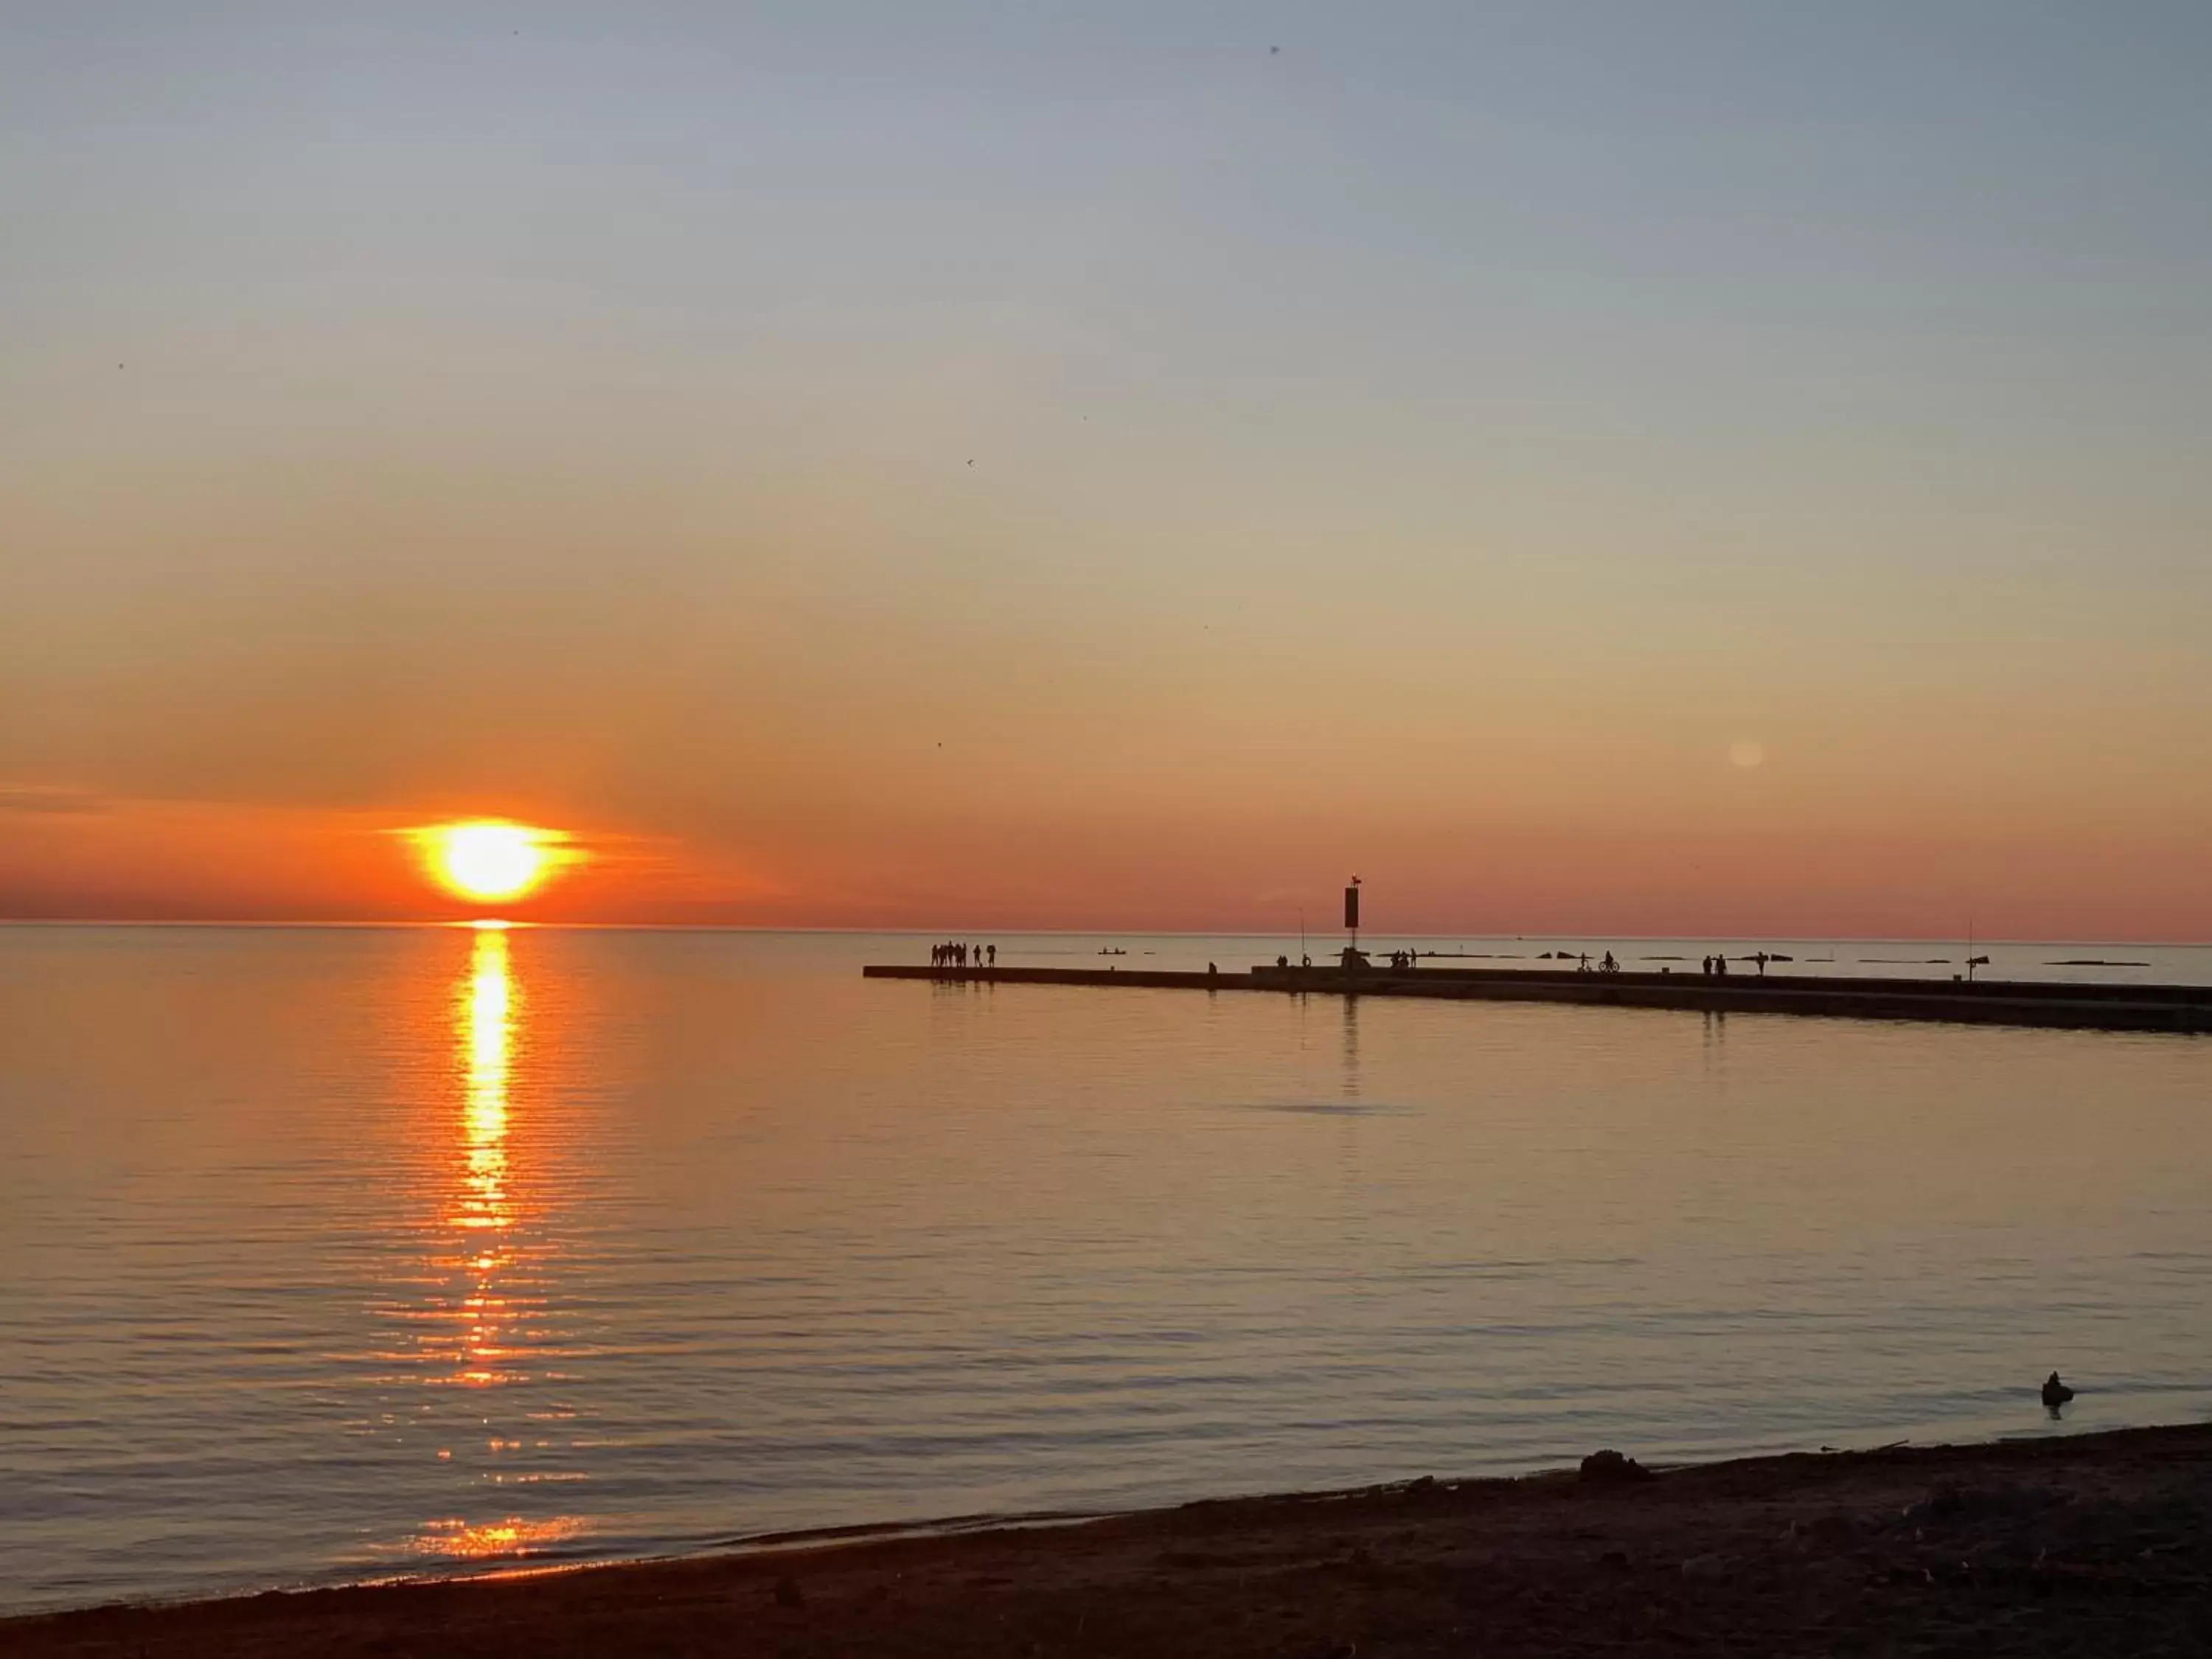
[10,1423,2210,1657]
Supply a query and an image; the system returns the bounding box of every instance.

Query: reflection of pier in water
[863,961,2212,1034]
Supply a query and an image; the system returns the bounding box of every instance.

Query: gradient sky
[5,2,2211,935]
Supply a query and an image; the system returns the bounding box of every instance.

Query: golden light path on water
[406,924,583,1564]
[456,925,512,1383]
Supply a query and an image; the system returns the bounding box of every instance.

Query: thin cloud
[0,783,111,816]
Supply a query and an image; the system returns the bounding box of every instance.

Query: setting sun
[417,822,566,905]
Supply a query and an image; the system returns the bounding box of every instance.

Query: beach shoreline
[13,1421,2209,1656]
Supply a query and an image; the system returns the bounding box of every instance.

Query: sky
[4,2,2211,936]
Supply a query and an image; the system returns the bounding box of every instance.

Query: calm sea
[2,925,2208,1612]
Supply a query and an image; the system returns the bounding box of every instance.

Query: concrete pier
[860,962,2212,1034]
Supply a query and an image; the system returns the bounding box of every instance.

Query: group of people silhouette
[931,941,994,970]
[1701,952,1771,977]
[1573,951,1622,975]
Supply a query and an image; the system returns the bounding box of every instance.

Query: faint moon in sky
[1729,738,1765,769]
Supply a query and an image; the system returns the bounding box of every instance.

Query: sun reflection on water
[410,1514,585,1561]
[386,923,586,1566]
[452,925,517,1385]
[462,926,511,1220]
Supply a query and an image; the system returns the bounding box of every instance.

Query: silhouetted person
[1755,950,1769,977]
[1601,950,1617,973]
[1276,954,1289,969]
[2042,1371,2075,1412]
[1716,954,1729,978]
[987,944,995,967]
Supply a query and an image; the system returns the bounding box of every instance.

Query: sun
[418,821,566,905]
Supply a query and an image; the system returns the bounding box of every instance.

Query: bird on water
[2041,1371,2075,1411]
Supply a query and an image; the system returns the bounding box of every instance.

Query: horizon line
[0,917,2205,949]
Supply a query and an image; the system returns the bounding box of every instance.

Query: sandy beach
[11,1422,2209,1657]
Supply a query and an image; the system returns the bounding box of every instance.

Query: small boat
[1097,947,1127,956]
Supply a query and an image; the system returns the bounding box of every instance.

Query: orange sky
[5,8,2211,938]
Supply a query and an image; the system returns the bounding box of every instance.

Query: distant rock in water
[1580,1448,1653,1484]
[2046,959,2149,967]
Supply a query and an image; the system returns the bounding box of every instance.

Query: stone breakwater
[863,962,2212,1033]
